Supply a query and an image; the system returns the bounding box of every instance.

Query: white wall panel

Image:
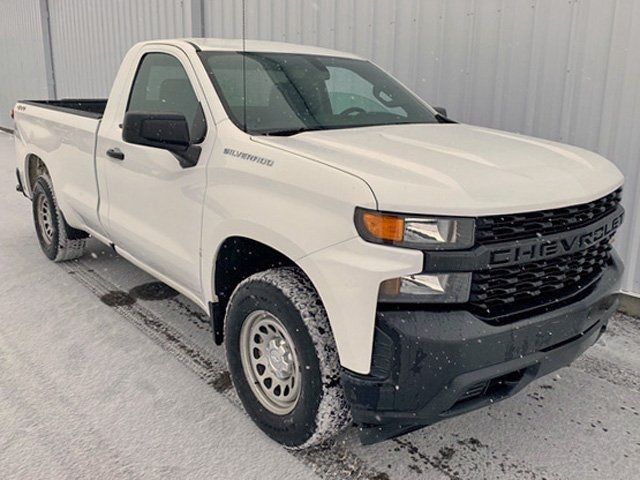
[0,0,49,128]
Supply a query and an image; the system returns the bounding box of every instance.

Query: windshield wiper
[263,126,324,136]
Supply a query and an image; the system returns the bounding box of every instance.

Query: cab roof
[143,38,362,59]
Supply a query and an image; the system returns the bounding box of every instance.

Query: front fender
[200,131,389,372]
[201,219,325,306]
[298,238,423,374]
[201,131,377,306]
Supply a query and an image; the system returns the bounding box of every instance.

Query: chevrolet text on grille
[489,210,624,266]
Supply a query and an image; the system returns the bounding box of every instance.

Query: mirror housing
[433,106,448,118]
[122,112,200,168]
[433,106,457,124]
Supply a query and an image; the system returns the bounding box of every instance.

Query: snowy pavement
[1,130,639,479]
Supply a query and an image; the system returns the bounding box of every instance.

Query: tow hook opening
[449,368,527,412]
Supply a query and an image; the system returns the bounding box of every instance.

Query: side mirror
[433,106,448,118]
[122,112,200,168]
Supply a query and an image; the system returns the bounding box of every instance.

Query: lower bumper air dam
[342,252,623,444]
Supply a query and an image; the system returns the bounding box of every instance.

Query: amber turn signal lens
[361,212,404,242]
[379,277,402,297]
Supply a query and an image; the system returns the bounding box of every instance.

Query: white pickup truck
[13,38,625,448]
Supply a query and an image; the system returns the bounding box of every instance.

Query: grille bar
[475,188,622,245]
[469,242,612,321]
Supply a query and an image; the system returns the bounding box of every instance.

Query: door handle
[106,148,125,160]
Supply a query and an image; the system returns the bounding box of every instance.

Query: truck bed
[20,99,107,119]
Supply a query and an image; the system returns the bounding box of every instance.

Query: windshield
[199,51,439,135]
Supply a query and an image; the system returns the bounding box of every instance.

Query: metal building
[1,0,639,297]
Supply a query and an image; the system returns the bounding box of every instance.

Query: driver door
[96,47,214,300]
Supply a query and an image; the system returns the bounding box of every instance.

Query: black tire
[225,267,350,449]
[32,175,88,262]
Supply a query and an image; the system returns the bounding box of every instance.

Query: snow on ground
[1,130,639,479]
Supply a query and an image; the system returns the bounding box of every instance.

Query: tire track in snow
[61,260,390,480]
[390,436,562,480]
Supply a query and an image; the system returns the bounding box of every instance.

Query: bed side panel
[14,103,104,236]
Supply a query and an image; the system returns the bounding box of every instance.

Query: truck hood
[254,124,624,216]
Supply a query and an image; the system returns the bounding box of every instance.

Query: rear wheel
[225,267,350,449]
[32,175,88,262]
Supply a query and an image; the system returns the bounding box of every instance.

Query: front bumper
[342,252,623,444]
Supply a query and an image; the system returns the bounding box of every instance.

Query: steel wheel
[226,268,350,447]
[239,310,302,415]
[36,194,54,245]
[31,175,88,262]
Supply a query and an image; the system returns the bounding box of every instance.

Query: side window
[127,53,206,142]
[325,66,407,117]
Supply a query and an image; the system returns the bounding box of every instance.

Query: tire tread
[33,175,88,262]
[229,267,351,449]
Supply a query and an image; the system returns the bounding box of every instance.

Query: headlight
[354,208,475,250]
[379,273,471,303]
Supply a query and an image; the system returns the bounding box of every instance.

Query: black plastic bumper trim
[342,254,622,445]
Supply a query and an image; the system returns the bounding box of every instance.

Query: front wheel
[225,267,350,449]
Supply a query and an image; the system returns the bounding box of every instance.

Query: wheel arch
[209,235,333,350]
[25,153,49,197]
[213,236,300,311]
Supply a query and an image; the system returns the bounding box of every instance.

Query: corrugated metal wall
[48,0,199,97]
[1,0,639,293]
[0,0,50,128]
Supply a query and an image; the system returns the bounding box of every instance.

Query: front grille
[469,241,613,322]
[475,188,622,245]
